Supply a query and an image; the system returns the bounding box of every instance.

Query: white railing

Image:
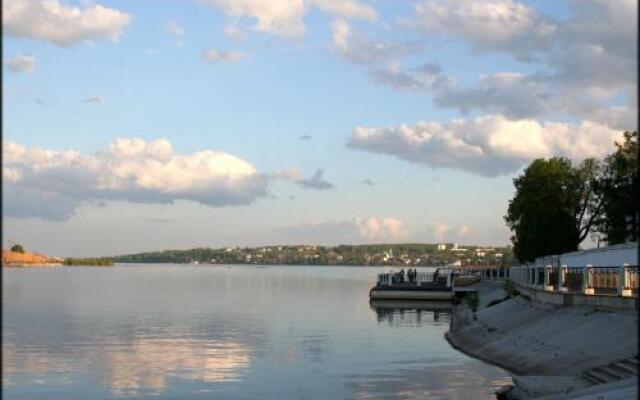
[508,264,638,297]
[416,272,434,285]
[464,266,510,280]
[376,270,450,287]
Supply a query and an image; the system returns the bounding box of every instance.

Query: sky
[2,0,638,257]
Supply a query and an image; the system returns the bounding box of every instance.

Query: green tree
[505,157,604,263]
[10,244,25,253]
[597,131,639,244]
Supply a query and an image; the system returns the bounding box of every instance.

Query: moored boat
[369,268,457,301]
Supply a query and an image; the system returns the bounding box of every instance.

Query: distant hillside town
[112,243,516,266]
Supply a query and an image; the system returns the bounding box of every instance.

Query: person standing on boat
[399,268,405,283]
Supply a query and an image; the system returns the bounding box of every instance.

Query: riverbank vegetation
[112,243,516,266]
[63,258,113,266]
[505,131,638,262]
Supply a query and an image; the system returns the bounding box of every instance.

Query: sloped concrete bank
[445,281,638,399]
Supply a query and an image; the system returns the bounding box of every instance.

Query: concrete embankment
[446,281,638,399]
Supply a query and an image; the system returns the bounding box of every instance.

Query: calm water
[3,265,511,399]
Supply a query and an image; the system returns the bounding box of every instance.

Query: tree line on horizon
[505,131,638,263]
[112,243,516,266]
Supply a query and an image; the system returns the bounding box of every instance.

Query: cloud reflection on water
[3,336,252,397]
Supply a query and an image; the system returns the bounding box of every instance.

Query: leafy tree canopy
[505,157,604,263]
[505,131,638,263]
[596,131,639,244]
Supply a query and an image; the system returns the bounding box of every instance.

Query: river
[2,264,511,399]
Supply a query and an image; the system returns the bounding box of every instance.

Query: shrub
[464,292,480,320]
[10,244,25,254]
[503,279,520,297]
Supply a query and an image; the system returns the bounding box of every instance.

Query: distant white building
[437,244,447,251]
[451,242,467,252]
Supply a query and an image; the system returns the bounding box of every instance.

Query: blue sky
[3,0,637,256]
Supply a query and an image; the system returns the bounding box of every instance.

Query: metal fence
[508,264,638,297]
[590,267,619,294]
[562,267,584,292]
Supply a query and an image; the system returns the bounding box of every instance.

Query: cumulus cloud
[276,216,405,244]
[553,0,637,92]
[3,138,269,220]
[326,1,635,133]
[311,0,376,21]
[295,169,334,190]
[200,0,376,38]
[369,61,449,91]
[84,95,105,104]
[199,0,307,38]
[202,49,245,63]
[369,0,637,131]
[2,0,131,46]
[357,217,404,240]
[411,0,555,60]
[431,223,450,243]
[332,19,418,65]
[4,54,36,73]
[347,116,624,176]
[433,73,551,119]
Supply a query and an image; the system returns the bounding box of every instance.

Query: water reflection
[3,336,252,396]
[346,359,513,400]
[370,300,452,327]
[3,266,510,399]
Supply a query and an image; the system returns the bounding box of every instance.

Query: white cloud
[199,0,306,38]
[331,19,418,65]
[2,0,132,46]
[411,0,555,60]
[272,167,301,181]
[431,223,450,243]
[338,1,635,132]
[433,72,550,119]
[276,216,405,244]
[165,20,184,37]
[4,54,36,73]
[3,138,269,220]
[356,217,405,240]
[312,0,376,21]
[348,116,624,176]
[295,169,334,190]
[84,95,105,104]
[202,49,245,63]
[200,0,376,38]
